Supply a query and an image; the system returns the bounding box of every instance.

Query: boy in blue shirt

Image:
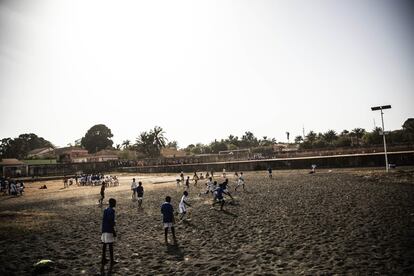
[213,184,230,211]
[101,198,117,266]
[161,196,177,245]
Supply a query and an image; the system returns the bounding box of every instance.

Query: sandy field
[0,168,413,275]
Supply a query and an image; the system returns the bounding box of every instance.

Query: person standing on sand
[180,171,185,184]
[192,172,199,186]
[131,178,137,200]
[136,182,144,209]
[185,176,190,190]
[98,182,106,206]
[268,167,272,178]
[179,191,191,220]
[161,196,177,245]
[101,198,118,266]
[235,172,245,192]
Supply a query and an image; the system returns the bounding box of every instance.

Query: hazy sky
[1,0,413,148]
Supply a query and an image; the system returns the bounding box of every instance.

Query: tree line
[1,119,413,160]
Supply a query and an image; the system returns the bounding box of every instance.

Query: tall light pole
[371,105,391,172]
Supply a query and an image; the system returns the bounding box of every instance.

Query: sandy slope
[0,169,413,275]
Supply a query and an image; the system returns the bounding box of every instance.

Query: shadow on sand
[99,263,115,276]
[166,244,184,261]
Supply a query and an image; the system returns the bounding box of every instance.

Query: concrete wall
[118,151,414,174]
[28,161,119,177]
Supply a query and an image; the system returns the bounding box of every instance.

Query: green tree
[335,130,351,147]
[122,140,131,149]
[402,118,414,141]
[167,141,178,149]
[294,135,303,144]
[351,128,366,146]
[363,127,382,145]
[152,126,167,149]
[402,118,414,133]
[305,131,317,143]
[240,131,259,148]
[209,139,228,153]
[0,134,54,159]
[134,126,168,157]
[81,124,114,153]
[259,136,276,146]
[323,130,338,145]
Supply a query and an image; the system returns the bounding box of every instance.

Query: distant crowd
[63,174,119,188]
[0,177,25,196]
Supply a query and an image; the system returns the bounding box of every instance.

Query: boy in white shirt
[179,191,191,220]
[131,178,138,200]
[235,172,245,191]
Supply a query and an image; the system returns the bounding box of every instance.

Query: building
[88,150,119,162]
[27,147,55,159]
[55,147,89,163]
[0,159,28,177]
[161,147,187,158]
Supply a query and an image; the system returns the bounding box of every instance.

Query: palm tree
[340,130,349,137]
[122,140,131,149]
[323,130,338,145]
[351,128,366,146]
[305,131,317,143]
[151,126,167,150]
[294,135,303,144]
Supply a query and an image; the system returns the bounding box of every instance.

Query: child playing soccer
[101,198,117,266]
[235,172,245,191]
[136,182,144,209]
[161,196,177,245]
[185,176,190,190]
[268,167,273,178]
[131,178,137,200]
[203,177,215,195]
[98,182,105,206]
[221,178,234,200]
[213,184,230,211]
[178,191,191,220]
[192,172,199,186]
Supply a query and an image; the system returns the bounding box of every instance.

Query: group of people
[64,174,119,189]
[0,178,25,196]
[100,169,276,267]
[130,178,144,208]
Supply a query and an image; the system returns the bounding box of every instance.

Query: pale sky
[0,0,413,148]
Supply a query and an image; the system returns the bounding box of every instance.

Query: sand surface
[0,168,414,275]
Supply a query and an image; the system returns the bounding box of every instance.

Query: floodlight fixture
[370,105,392,172]
[371,105,391,111]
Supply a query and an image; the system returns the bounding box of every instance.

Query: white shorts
[164,222,173,228]
[101,233,115,244]
[179,205,186,214]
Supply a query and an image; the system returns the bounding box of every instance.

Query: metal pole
[380,109,389,172]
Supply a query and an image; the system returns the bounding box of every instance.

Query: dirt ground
[0,168,413,275]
